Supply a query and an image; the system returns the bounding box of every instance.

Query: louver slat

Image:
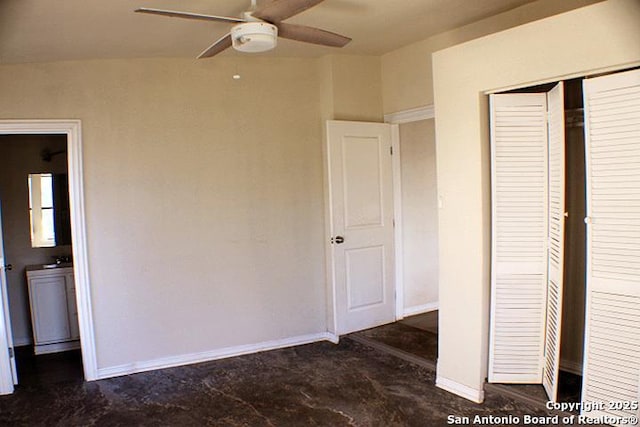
[582,292,640,420]
[582,68,640,423]
[542,82,565,403]
[489,93,548,383]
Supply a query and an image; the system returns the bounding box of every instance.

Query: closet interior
[560,79,586,382]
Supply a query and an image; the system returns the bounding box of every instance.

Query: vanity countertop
[26,263,73,272]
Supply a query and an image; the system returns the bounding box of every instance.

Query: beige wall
[432,0,640,399]
[0,57,331,369]
[399,120,438,311]
[0,135,71,345]
[321,55,384,122]
[381,0,602,114]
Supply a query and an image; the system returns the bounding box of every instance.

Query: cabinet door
[65,273,80,340]
[29,276,71,344]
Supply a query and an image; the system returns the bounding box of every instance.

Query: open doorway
[0,134,84,387]
[348,107,440,368]
[396,116,439,318]
[0,120,97,395]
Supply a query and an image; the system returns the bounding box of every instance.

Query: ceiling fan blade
[135,8,246,24]
[252,0,325,22]
[197,33,233,59]
[277,22,351,47]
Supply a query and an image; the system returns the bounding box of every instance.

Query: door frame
[0,119,98,394]
[324,106,434,337]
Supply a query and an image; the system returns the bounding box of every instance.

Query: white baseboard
[560,358,583,376]
[403,302,438,317]
[436,375,484,404]
[96,332,337,380]
[324,332,340,344]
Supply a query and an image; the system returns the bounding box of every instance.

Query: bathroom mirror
[28,173,71,248]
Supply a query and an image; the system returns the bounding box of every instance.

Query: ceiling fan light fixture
[231,22,278,53]
[135,0,351,58]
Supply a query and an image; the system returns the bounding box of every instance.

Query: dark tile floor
[353,321,438,363]
[352,312,583,415]
[485,371,583,410]
[1,339,562,426]
[14,346,84,388]
[399,311,438,335]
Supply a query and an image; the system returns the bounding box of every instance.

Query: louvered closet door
[543,82,566,402]
[489,93,549,383]
[582,68,640,423]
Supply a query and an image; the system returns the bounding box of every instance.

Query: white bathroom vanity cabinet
[26,265,80,355]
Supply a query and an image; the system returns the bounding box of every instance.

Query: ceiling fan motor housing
[231,22,278,53]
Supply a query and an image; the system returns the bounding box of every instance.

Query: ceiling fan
[135,0,352,59]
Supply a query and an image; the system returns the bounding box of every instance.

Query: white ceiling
[0,0,539,64]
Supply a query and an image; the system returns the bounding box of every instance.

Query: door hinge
[390,146,394,155]
[8,347,14,358]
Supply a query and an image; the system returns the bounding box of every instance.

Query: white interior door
[542,82,566,402]
[0,203,17,393]
[327,120,396,335]
[488,93,549,383]
[581,68,640,423]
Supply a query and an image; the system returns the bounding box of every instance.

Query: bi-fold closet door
[581,68,640,422]
[489,68,640,421]
[488,82,565,403]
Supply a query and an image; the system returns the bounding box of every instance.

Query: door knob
[3,264,12,271]
[334,236,344,244]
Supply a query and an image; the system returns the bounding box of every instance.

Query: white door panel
[342,136,385,228]
[489,93,549,384]
[346,246,385,310]
[327,120,395,335]
[29,276,72,344]
[489,86,568,395]
[543,82,566,403]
